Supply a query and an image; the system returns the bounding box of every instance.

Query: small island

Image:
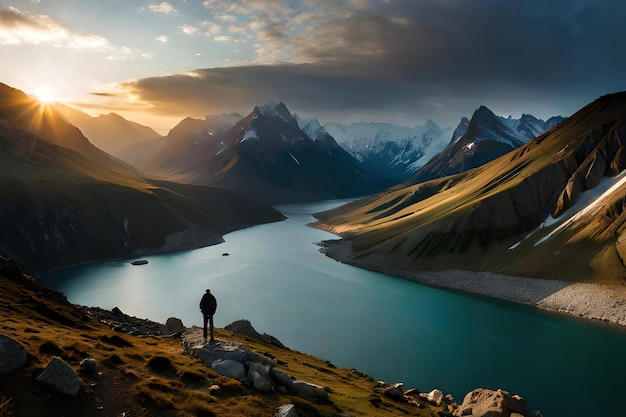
[131,259,148,266]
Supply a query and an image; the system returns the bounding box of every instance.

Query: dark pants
[203,313,214,342]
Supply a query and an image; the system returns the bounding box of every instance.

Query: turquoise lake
[39,199,626,417]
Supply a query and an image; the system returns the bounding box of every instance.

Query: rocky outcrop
[0,334,27,373]
[224,319,286,348]
[182,325,330,403]
[36,356,81,396]
[453,388,531,417]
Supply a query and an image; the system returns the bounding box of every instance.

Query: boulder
[453,388,529,417]
[0,334,27,373]
[384,382,406,402]
[271,368,294,391]
[274,403,298,417]
[250,370,273,392]
[292,380,329,402]
[420,388,444,406]
[224,319,285,347]
[36,357,81,396]
[165,317,185,334]
[196,341,255,366]
[79,358,98,374]
[211,359,245,381]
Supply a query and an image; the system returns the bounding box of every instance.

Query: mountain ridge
[312,92,626,283]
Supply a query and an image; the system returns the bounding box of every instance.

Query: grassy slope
[312,93,626,283]
[0,258,445,417]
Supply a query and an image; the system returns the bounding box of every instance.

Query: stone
[420,389,444,406]
[453,388,529,417]
[0,334,27,373]
[224,319,285,347]
[384,382,406,402]
[36,357,81,396]
[292,380,329,402]
[271,368,294,390]
[250,370,273,392]
[274,403,298,417]
[165,317,185,334]
[211,359,245,381]
[79,358,98,374]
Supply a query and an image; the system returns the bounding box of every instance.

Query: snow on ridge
[508,170,626,249]
[241,128,259,142]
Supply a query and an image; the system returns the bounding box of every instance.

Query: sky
[1,0,625,134]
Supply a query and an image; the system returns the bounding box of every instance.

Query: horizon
[1,1,624,134]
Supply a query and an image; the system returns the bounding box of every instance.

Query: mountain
[0,83,285,273]
[53,103,161,154]
[137,102,394,204]
[323,120,450,181]
[406,107,566,185]
[312,92,626,283]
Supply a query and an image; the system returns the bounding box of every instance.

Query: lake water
[39,199,626,417]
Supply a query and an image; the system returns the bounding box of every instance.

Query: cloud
[148,2,176,14]
[179,25,199,35]
[120,0,626,125]
[0,6,110,50]
[156,35,168,43]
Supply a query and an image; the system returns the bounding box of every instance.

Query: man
[199,288,217,344]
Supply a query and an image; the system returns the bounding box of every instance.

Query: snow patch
[241,128,259,142]
[531,171,626,247]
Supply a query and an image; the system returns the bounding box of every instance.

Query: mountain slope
[324,120,450,181]
[407,107,566,185]
[0,84,285,273]
[53,103,161,154]
[313,92,626,283]
[138,102,393,204]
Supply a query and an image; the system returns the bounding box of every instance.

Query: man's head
[206,289,211,293]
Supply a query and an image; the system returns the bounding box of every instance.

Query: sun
[34,87,57,104]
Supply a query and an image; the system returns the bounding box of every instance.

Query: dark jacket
[200,290,217,315]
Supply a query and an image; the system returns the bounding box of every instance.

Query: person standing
[199,289,217,343]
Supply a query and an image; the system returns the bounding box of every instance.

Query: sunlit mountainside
[52,103,162,154]
[0,83,285,274]
[313,92,626,283]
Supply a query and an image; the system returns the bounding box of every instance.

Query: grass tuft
[0,395,13,417]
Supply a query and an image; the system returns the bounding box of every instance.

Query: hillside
[312,92,626,284]
[0,83,285,274]
[53,103,162,154]
[0,256,460,417]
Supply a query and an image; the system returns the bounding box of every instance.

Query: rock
[224,319,285,348]
[196,341,254,366]
[274,403,298,417]
[292,380,329,402]
[453,388,529,417]
[250,370,273,392]
[36,357,81,396]
[211,359,245,381]
[384,382,406,402]
[79,358,98,374]
[271,368,294,391]
[165,317,184,334]
[130,259,148,265]
[248,361,273,392]
[0,334,27,373]
[420,389,444,406]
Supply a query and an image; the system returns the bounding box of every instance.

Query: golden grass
[0,269,446,417]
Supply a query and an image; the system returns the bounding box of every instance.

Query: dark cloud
[121,0,626,126]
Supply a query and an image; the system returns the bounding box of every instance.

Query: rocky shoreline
[321,240,626,327]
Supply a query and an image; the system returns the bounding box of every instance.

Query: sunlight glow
[34,87,56,104]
